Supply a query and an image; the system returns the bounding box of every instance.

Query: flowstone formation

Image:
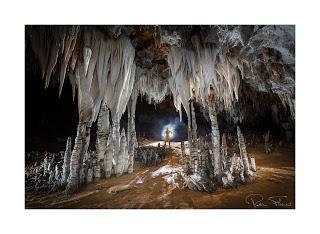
[26,25,295,194]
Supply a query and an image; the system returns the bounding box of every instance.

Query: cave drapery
[26,25,295,193]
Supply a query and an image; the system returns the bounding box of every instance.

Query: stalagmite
[61,137,72,185]
[30,29,137,192]
[233,156,245,183]
[221,133,228,170]
[197,137,207,178]
[25,25,288,197]
[127,86,138,174]
[237,126,254,179]
[87,168,93,183]
[208,101,222,181]
[104,129,114,178]
[123,144,130,174]
[48,171,54,184]
[43,156,48,176]
[111,120,121,176]
[189,101,199,174]
[230,153,236,174]
[136,146,165,166]
[264,130,271,154]
[116,129,127,177]
[180,141,188,173]
[94,160,101,179]
[54,165,61,182]
[80,165,86,184]
[221,133,228,156]
[221,171,234,188]
[250,157,257,172]
[96,103,110,160]
[65,123,90,194]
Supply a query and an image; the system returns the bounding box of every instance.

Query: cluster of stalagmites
[179,102,257,193]
[26,114,138,193]
[25,151,65,193]
[135,145,166,166]
[26,25,293,194]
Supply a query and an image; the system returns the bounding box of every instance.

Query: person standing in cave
[165,128,172,147]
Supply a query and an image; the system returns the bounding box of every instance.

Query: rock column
[237,126,254,178]
[61,137,72,185]
[104,128,114,178]
[208,101,221,181]
[65,123,91,194]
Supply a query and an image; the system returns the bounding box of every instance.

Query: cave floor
[25,142,295,209]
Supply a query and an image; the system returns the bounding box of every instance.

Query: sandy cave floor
[25,141,295,209]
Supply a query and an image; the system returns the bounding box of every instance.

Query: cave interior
[25,25,295,208]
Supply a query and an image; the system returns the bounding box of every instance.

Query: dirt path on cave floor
[25,142,295,209]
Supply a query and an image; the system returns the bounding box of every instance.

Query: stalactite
[278,94,295,120]
[237,126,254,179]
[104,37,136,122]
[59,26,79,96]
[30,30,137,191]
[208,101,222,181]
[167,40,242,114]
[167,47,194,122]
[65,123,90,194]
[136,66,169,104]
[44,37,60,89]
[29,27,73,91]
[61,137,72,185]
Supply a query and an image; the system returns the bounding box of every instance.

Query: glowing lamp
[161,124,176,140]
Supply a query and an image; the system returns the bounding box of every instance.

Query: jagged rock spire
[208,101,221,181]
[237,126,254,179]
[61,137,72,185]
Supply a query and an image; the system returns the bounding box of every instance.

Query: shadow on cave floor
[25,142,295,209]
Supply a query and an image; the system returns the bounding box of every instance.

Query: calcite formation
[61,137,72,185]
[177,96,257,192]
[26,25,294,193]
[208,101,222,182]
[66,123,90,194]
[135,146,166,166]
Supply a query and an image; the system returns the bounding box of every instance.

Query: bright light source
[161,123,175,140]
